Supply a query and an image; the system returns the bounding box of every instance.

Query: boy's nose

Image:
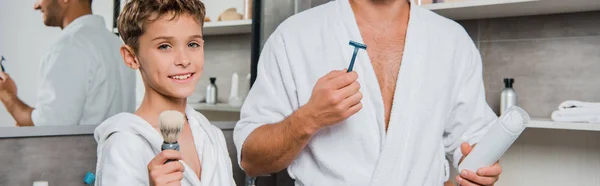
[175,59,191,68]
[174,49,192,67]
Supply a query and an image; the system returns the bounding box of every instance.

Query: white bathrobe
[234,0,497,185]
[94,106,236,186]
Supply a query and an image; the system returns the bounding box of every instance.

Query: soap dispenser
[500,78,517,115]
[206,77,218,104]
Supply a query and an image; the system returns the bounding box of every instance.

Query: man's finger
[460,170,496,185]
[337,81,360,99]
[477,162,502,177]
[322,69,347,80]
[456,175,481,186]
[330,71,358,89]
[0,72,8,81]
[347,102,363,116]
[148,150,182,168]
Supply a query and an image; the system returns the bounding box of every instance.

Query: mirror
[0,0,124,137]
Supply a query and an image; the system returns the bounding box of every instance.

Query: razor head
[348,40,367,49]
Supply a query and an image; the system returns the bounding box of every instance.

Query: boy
[94,0,235,185]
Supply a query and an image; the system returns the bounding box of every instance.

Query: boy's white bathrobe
[94,106,236,186]
[234,0,497,185]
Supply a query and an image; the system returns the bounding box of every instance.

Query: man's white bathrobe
[234,0,497,185]
[94,106,236,186]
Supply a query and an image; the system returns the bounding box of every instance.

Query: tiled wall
[459,11,600,118]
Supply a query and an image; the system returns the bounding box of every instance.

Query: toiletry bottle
[458,106,530,173]
[206,77,218,104]
[229,73,243,107]
[501,78,517,115]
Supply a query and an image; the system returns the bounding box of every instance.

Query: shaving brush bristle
[158,110,185,144]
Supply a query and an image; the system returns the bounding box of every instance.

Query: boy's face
[133,13,204,99]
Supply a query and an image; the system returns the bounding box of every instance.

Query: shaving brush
[158,110,185,163]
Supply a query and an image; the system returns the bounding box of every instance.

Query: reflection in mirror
[0,0,135,129]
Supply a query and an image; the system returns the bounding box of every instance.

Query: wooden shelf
[112,20,252,36]
[189,103,241,112]
[420,0,600,20]
[527,118,600,132]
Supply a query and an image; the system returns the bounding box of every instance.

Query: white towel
[551,107,600,123]
[558,100,600,110]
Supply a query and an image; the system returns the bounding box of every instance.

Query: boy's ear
[121,45,140,69]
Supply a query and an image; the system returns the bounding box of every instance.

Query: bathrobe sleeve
[443,34,497,169]
[31,44,90,126]
[97,132,153,185]
[233,30,299,166]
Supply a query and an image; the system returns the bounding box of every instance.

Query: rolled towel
[558,100,600,110]
[551,107,600,123]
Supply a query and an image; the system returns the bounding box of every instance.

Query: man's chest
[362,31,407,91]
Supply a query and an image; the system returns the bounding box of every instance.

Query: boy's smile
[169,72,195,82]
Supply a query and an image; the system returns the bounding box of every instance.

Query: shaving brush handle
[161,143,180,163]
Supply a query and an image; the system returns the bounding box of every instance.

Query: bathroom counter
[0,121,238,138]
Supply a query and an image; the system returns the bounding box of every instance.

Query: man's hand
[0,72,34,126]
[456,142,502,186]
[0,72,17,101]
[300,69,363,133]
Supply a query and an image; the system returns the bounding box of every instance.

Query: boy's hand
[147,150,185,186]
[456,143,502,186]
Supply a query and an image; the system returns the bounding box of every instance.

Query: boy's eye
[188,42,200,48]
[158,44,171,50]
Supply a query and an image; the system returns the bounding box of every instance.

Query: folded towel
[551,107,600,123]
[558,100,600,110]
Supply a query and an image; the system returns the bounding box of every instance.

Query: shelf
[204,20,253,36]
[420,0,600,20]
[189,103,241,112]
[111,20,252,36]
[527,118,600,132]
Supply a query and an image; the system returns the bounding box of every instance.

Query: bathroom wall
[201,34,252,104]
[459,11,600,118]
[456,10,600,186]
